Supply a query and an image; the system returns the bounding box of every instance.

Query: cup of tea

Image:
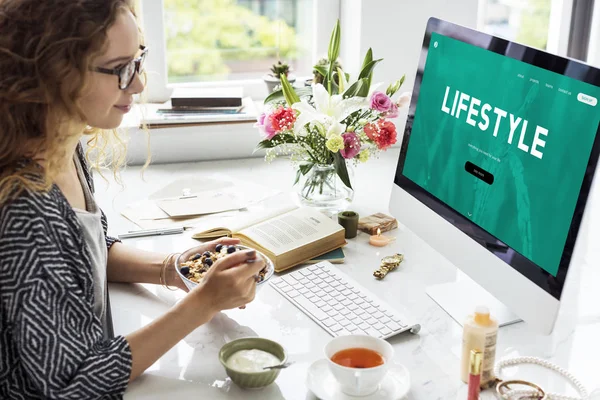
[324,334,394,396]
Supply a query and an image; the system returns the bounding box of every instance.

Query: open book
[192,206,346,272]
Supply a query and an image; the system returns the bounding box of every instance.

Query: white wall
[588,0,600,67]
[126,0,479,166]
[339,0,479,126]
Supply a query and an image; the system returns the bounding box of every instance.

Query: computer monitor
[391,17,600,334]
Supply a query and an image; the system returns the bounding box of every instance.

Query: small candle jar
[369,228,394,247]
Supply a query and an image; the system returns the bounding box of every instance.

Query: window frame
[139,0,341,103]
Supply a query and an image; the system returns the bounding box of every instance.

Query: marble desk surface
[94,149,600,400]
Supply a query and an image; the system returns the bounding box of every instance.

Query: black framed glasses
[93,45,148,90]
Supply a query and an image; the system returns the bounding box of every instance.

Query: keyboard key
[322,295,333,303]
[330,324,343,332]
[380,316,391,324]
[315,300,326,308]
[340,319,352,327]
[358,322,370,330]
[348,304,359,311]
[305,292,317,300]
[365,328,382,338]
[326,309,338,317]
[340,309,351,316]
[373,312,384,320]
[322,318,337,327]
[333,314,345,322]
[305,283,316,290]
[348,293,358,301]
[374,322,385,331]
[338,328,352,336]
[366,306,378,314]
[320,304,333,312]
[333,304,345,311]
[281,275,298,285]
[341,299,352,307]
[351,316,362,325]
[299,288,309,295]
[387,321,401,331]
[286,290,300,298]
[366,317,378,325]
[341,289,352,296]
[293,283,304,290]
[380,327,393,336]
[294,296,328,321]
[299,269,312,277]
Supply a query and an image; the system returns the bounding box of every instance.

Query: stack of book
[158,87,244,116]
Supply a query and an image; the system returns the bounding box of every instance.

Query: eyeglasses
[92,45,148,90]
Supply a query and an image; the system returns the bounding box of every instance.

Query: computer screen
[396,18,600,300]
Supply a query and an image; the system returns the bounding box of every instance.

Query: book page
[190,192,297,238]
[237,207,344,256]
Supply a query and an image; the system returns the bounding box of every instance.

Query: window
[477,0,596,62]
[140,0,340,102]
[478,0,553,50]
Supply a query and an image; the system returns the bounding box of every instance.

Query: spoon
[263,361,294,370]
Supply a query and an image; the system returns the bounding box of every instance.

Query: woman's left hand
[164,237,242,292]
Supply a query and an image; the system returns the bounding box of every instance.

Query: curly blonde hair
[0,0,139,205]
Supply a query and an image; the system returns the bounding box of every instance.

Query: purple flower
[370,91,392,112]
[340,132,361,159]
[254,112,277,139]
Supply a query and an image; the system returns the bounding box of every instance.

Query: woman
[0,1,265,398]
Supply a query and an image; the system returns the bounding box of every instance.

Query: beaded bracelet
[160,252,180,291]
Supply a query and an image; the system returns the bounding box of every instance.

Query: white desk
[94,149,600,400]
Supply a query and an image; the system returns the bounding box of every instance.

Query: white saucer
[306,359,410,400]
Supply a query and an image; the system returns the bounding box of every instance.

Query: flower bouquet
[255,20,410,212]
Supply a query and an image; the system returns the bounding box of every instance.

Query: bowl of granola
[174,244,274,292]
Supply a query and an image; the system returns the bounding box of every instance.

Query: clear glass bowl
[174,244,274,292]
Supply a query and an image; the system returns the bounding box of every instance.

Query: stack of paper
[121,175,282,231]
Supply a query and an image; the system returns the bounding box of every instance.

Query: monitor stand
[426,272,522,327]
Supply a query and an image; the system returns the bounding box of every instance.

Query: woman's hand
[165,237,242,292]
[183,246,266,324]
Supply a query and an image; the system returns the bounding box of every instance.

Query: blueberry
[227,246,236,254]
[202,251,211,257]
[204,258,213,267]
[179,266,190,276]
[215,244,223,253]
[191,253,201,261]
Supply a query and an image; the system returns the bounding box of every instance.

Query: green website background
[403,32,600,276]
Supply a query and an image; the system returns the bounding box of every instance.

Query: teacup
[324,334,394,396]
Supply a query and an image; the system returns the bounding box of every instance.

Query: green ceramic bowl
[219,337,287,389]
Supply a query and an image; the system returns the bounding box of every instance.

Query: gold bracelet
[160,253,180,291]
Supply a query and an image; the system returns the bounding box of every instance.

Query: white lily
[292,83,367,137]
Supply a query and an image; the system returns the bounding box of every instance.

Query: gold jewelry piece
[160,253,180,291]
[373,253,404,279]
[496,380,547,400]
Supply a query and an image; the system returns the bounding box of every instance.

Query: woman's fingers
[211,249,257,272]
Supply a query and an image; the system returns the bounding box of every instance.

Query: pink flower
[340,132,361,159]
[385,103,399,118]
[364,120,397,150]
[255,112,277,139]
[270,106,297,132]
[370,91,392,112]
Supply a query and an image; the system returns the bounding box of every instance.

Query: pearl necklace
[494,357,588,400]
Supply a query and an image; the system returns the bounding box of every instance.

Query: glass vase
[298,164,354,215]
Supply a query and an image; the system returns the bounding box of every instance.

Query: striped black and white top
[0,145,132,399]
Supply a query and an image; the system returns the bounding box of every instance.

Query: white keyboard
[270,261,420,339]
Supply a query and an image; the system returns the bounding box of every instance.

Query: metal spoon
[262,361,294,370]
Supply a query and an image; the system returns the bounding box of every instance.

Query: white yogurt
[226,349,281,373]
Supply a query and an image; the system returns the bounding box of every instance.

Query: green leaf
[361,48,373,72]
[265,86,312,105]
[343,77,369,99]
[294,169,302,186]
[327,20,341,63]
[333,152,352,189]
[358,58,382,82]
[313,65,328,78]
[299,162,314,175]
[280,74,301,106]
[336,67,346,92]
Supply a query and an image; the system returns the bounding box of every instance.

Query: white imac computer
[391,18,600,334]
